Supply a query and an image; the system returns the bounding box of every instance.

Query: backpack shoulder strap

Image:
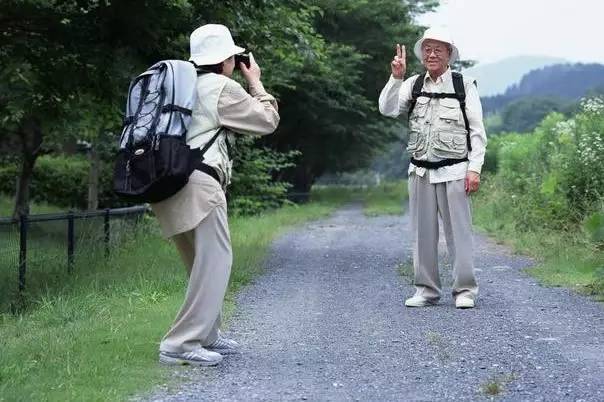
[407,73,426,117]
[199,128,224,160]
[451,71,466,101]
[451,72,472,152]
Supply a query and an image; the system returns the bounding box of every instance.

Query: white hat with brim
[413,27,459,64]
[189,24,246,66]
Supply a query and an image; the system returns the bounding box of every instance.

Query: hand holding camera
[238,52,262,86]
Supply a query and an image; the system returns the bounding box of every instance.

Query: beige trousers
[408,172,478,301]
[159,205,233,353]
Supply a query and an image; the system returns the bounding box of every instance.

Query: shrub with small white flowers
[485,97,604,237]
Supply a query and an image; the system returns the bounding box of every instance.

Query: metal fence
[0,206,147,311]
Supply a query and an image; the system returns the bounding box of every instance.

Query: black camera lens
[235,53,251,69]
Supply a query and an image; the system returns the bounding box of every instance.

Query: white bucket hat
[189,24,246,66]
[413,27,459,63]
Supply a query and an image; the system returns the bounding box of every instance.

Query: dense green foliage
[475,97,604,297]
[499,96,572,133]
[485,99,604,229]
[0,155,88,209]
[228,138,300,215]
[262,0,435,191]
[0,0,434,215]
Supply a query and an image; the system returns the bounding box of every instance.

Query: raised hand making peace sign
[391,44,407,79]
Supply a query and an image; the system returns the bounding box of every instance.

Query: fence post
[67,211,75,273]
[18,212,28,294]
[104,208,110,257]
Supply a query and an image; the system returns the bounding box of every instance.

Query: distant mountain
[462,55,568,96]
[482,63,604,114]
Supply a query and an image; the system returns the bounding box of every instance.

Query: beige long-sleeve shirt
[379,68,487,183]
[151,78,279,238]
[219,80,280,136]
[186,74,280,187]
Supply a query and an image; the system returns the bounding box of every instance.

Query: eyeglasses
[422,47,447,57]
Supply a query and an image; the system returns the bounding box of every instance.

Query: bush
[1,139,299,214]
[30,155,90,208]
[227,137,299,216]
[0,154,121,211]
[486,96,604,234]
[563,98,604,215]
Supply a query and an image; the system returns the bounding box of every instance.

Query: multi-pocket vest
[407,72,473,169]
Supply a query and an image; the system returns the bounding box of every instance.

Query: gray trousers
[408,173,478,300]
[159,205,233,353]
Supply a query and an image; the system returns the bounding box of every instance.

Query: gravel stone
[143,205,604,402]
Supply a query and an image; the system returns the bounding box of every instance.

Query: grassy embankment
[473,177,604,300]
[0,196,343,401]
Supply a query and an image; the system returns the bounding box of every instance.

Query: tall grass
[311,181,408,216]
[0,202,337,401]
[0,195,63,216]
[473,100,604,300]
[474,175,604,300]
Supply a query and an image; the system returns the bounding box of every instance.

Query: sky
[415,0,604,66]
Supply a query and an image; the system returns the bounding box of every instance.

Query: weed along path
[146,205,604,401]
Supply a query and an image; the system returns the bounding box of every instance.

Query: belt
[410,157,468,169]
[195,161,221,184]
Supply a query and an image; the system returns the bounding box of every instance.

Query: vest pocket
[432,131,467,159]
[411,97,430,119]
[407,97,430,153]
[407,129,427,154]
[433,98,467,159]
[438,98,463,126]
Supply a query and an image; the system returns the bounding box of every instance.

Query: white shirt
[378,68,487,183]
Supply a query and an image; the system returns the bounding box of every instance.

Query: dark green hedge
[0,155,120,209]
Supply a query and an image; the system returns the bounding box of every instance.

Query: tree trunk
[12,119,42,220]
[291,165,315,198]
[87,146,99,210]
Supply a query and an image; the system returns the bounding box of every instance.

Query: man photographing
[152,24,280,366]
[378,27,487,309]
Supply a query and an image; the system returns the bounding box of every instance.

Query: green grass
[0,201,339,402]
[362,181,408,216]
[0,195,63,217]
[0,215,143,313]
[473,179,604,300]
[311,181,408,216]
[479,373,517,398]
[397,260,413,281]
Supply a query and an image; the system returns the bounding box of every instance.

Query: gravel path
[146,205,604,401]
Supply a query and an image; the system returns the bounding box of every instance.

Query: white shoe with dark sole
[405,295,439,307]
[455,295,476,309]
[159,348,223,366]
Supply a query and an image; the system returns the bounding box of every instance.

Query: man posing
[378,28,487,309]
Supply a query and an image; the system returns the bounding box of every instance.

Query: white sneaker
[455,294,475,309]
[405,295,438,307]
[206,335,240,355]
[159,347,223,366]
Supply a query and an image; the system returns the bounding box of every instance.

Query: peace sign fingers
[391,43,406,79]
[396,43,404,59]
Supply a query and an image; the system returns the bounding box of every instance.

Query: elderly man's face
[421,39,451,76]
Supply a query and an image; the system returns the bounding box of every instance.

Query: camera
[235,53,251,69]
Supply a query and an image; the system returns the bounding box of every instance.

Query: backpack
[113,60,222,203]
[408,71,473,152]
